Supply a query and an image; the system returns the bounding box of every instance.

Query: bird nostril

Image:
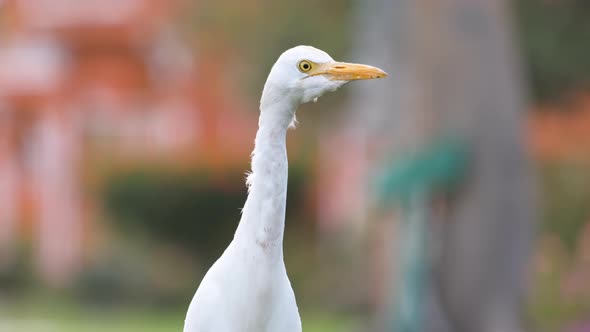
[334,65,346,69]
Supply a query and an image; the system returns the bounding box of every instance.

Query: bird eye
[298,60,313,73]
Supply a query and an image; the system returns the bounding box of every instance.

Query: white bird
[183,45,387,332]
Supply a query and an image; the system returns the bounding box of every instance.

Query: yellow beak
[311,61,388,81]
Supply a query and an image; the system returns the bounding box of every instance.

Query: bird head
[261,45,387,107]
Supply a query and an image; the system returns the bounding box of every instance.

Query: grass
[0,298,358,332]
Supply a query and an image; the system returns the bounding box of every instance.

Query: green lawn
[0,300,358,332]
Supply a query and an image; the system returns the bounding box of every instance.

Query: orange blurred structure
[529,93,590,164]
[0,0,256,286]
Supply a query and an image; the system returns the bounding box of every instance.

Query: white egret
[183,45,387,332]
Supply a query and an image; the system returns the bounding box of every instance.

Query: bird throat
[234,101,296,256]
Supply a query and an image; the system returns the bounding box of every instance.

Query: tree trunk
[349,0,535,331]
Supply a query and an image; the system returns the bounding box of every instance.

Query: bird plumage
[183,45,386,332]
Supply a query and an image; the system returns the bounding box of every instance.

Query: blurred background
[0,0,589,331]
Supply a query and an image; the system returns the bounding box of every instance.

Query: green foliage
[179,0,353,98]
[102,167,309,266]
[0,243,35,294]
[73,253,153,305]
[515,0,590,101]
[527,234,590,331]
[103,170,244,265]
[540,163,590,251]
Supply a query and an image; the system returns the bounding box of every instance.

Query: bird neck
[234,100,296,256]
